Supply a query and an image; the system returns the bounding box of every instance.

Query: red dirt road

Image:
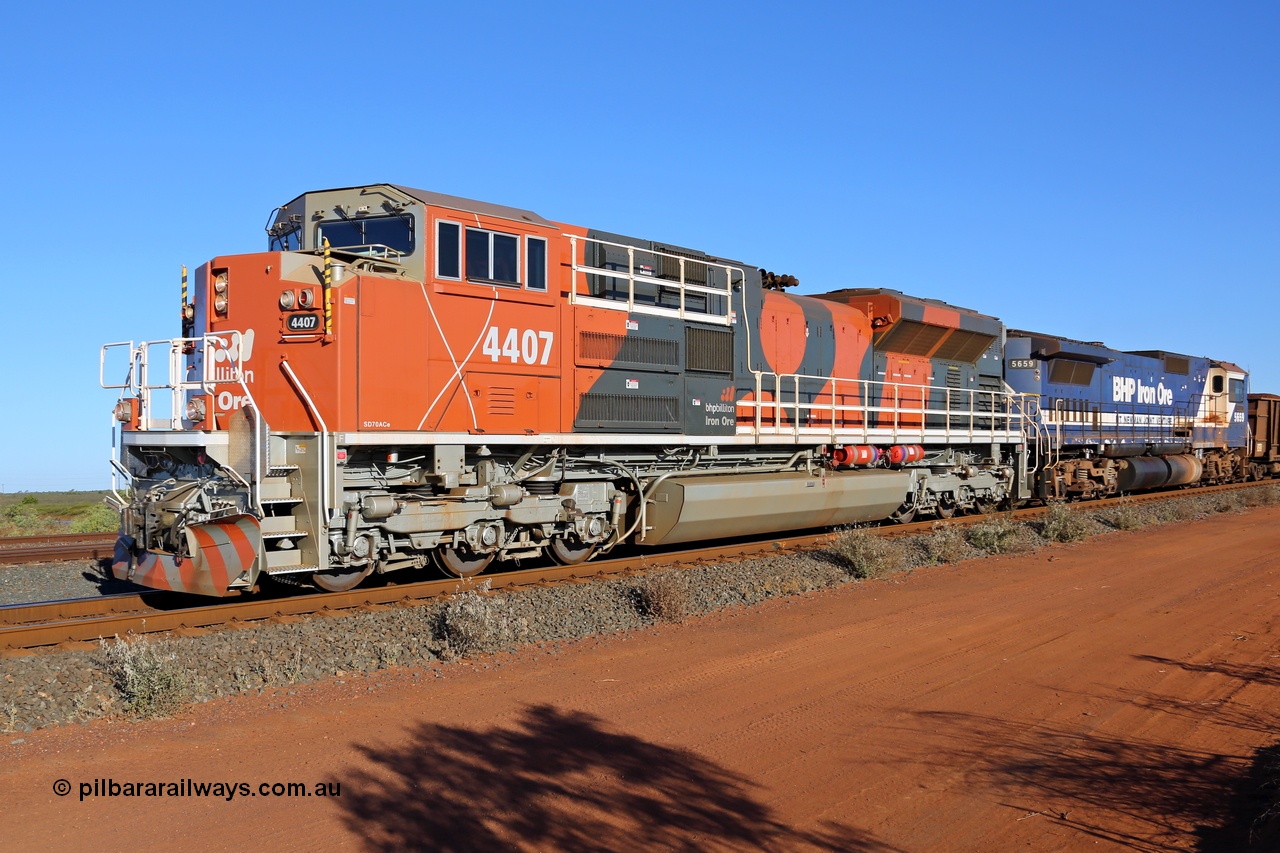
[4,508,1280,852]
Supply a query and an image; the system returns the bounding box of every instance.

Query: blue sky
[0,2,1275,492]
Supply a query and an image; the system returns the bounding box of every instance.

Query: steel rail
[0,533,117,565]
[0,479,1272,652]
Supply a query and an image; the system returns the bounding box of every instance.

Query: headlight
[185,397,207,422]
[113,401,133,422]
[214,295,229,314]
[279,289,297,310]
[213,273,229,294]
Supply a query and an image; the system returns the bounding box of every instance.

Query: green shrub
[70,503,120,534]
[2,498,42,533]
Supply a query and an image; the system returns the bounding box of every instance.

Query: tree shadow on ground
[338,703,898,852]
[1046,677,1276,739]
[1195,741,1280,851]
[1134,654,1280,689]
[905,709,1254,853]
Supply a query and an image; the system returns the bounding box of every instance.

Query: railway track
[0,532,117,565]
[0,480,1271,653]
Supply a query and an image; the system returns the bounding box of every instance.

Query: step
[264,564,320,576]
[263,530,309,540]
[265,549,302,569]
[259,478,294,501]
[260,516,297,535]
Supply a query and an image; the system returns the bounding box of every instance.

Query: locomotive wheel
[312,564,374,592]
[936,498,957,519]
[548,536,598,566]
[435,547,494,578]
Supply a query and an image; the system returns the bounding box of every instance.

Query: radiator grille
[576,393,679,429]
[686,326,734,374]
[876,320,948,356]
[578,331,679,367]
[933,329,997,363]
[656,250,708,285]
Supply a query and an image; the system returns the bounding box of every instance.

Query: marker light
[184,397,207,423]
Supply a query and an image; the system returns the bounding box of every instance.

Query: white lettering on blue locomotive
[1111,376,1174,406]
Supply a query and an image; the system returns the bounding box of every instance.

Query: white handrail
[100,341,138,391]
[565,234,742,326]
[98,332,271,510]
[740,371,1030,444]
[279,359,331,563]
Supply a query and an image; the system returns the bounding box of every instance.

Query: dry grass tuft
[99,636,190,718]
[967,514,1036,555]
[441,584,509,656]
[828,529,911,580]
[633,573,691,622]
[1040,502,1092,543]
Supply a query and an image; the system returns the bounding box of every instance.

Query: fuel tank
[1114,454,1202,492]
[1164,454,1203,487]
[1115,457,1169,491]
[642,469,912,546]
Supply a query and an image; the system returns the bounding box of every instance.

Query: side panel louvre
[575,393,679,432]
[576,331,679,371]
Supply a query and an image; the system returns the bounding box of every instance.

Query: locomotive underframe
[1036,445,1251,501]
[112,431,1024,594]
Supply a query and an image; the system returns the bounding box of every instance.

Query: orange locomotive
[102,184,1030,595]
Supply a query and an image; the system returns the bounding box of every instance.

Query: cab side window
[466,227,520,285]
[437,221,461,279]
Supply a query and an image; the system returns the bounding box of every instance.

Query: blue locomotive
[1002,330,1249,499]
